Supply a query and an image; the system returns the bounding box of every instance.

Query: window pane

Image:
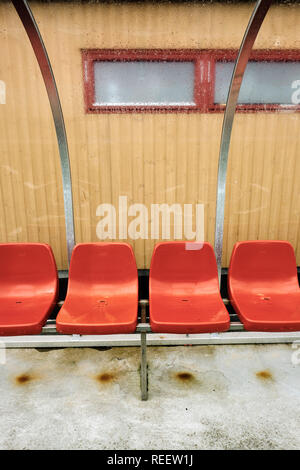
[94,61,195,106]
[215,61,300,104]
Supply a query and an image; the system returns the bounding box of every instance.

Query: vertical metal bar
[139,302,149,400]
[12,0,75,264]
[214,0,272,283]
[140,299,148,323]
[140,330,148,401]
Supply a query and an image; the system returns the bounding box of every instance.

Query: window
[94,61,195,106]
[82,49,300,113]
[82,50,204,112]
[215,61,300,105]
[212,50,300,111]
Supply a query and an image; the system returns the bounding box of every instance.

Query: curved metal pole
[12,0,75,265]
[214,0,272,283]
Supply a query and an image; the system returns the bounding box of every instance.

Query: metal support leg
[139,300,149,400]
[140,329,148,401]
[140,299,148,323]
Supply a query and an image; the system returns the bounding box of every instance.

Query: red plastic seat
[0,243,58,336]
[149,242,230,333]
[228,240,300,331]
[56,243,138,334]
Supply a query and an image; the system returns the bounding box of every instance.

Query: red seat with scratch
[56,243,138,334]
[228,240,300,331]
[149,241,230,333]
[0,243,58,336]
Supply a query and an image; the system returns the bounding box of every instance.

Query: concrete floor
[0,344,300,449]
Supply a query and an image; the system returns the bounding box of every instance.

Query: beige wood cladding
[0,1,300,269]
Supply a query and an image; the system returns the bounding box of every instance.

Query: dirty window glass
[94,61,195,106]
[215,61,300,104]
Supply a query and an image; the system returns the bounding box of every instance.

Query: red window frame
[82,49,300,114]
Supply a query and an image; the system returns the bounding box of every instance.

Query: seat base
[0,322,45,336]
[231,292,300,332]
[150,295,230,334]
[0,296,57,336]
[56,297,138,335]
[56,320,137,335]
[150,319,230,334]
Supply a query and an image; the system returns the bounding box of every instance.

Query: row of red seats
[0,240,299,336]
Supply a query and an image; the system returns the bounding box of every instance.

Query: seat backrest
[67,243,138,293]
[150,241,220,293]
[228,241,299,289]
[0,243,58,295]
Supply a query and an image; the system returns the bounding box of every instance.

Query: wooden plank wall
[0,1,300,269]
